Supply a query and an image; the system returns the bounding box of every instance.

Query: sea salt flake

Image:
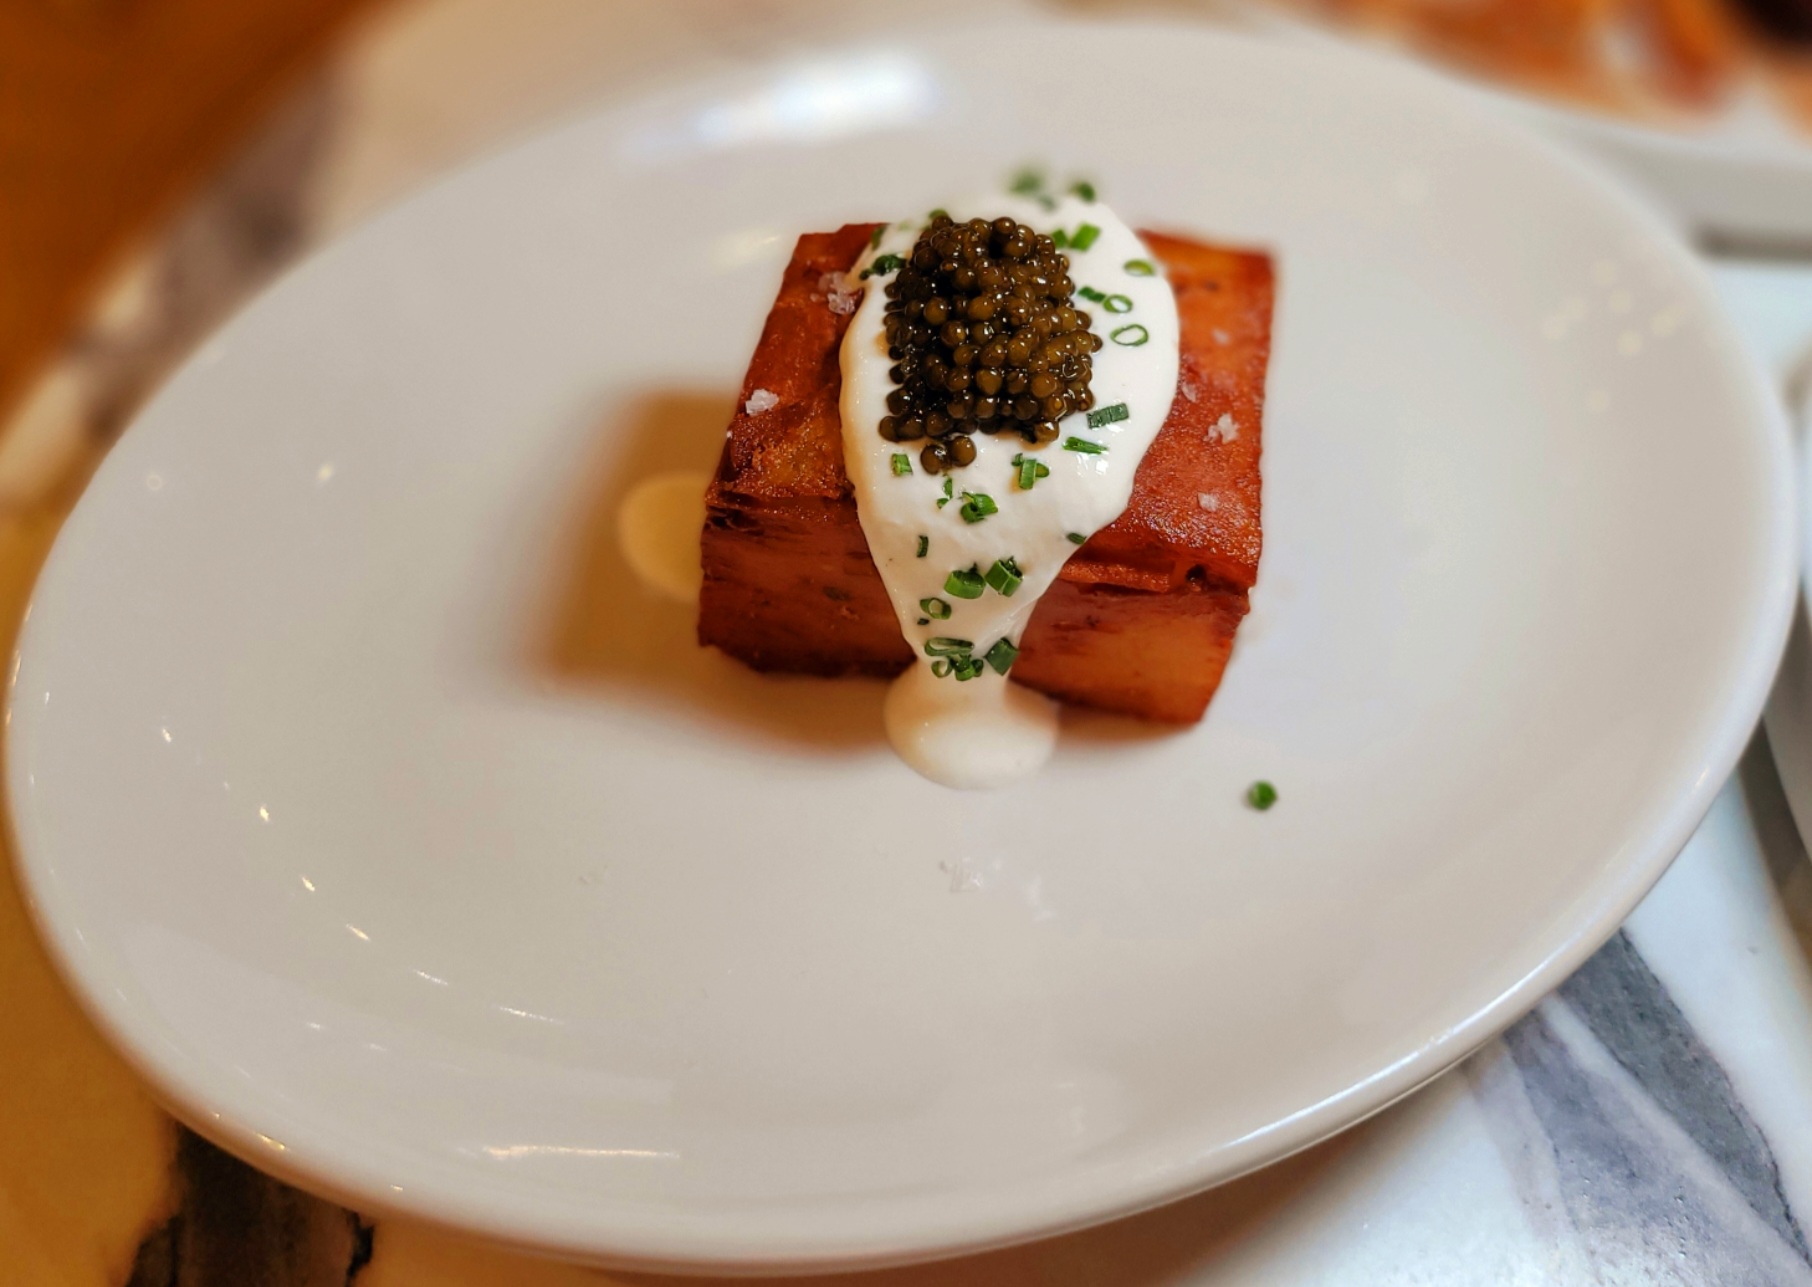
[744,388,779,416]
[1179,380,1201,404]
[1197,493,1220,511]
[819,271,860,315]
[1206,413,1239,444]
[1212,328,1231,345]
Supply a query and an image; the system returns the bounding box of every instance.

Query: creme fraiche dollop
[839,193,1180,788]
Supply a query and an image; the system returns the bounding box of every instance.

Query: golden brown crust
[1069,231,1269,594]
[699,223,1272,722]
[714,224,876,504]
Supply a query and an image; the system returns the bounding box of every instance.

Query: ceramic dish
[6,22,1795,1274]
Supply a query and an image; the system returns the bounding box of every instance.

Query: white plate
[7,22,1795,1274]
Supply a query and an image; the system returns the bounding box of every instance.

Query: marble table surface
[4,2,1812,1283]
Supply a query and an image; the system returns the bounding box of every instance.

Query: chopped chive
[983,637,1020,675]
[984,557,1023,597]
[928,207,949,221]
[1102,294,1133,314]
[1036,194,1057,212]
[1077,285,1106,303]
[869,225,886,249]
[1246,780,1278,811]
[891,452,912,476]
[1124,258,1156,276]
[1051,228,1068,249]
[1110,323,1150,347]
[958,491,998,523]
[1069,223,1101,252]
[1070,180,1097,202]
[861,253,905,280]
[944,566,985,599]
[920,596,952,619]
[924,636,985,680]
[1011,452,1050,491]
[936,477,954,509]
[1087,402,1130,429]
[916,535,929,558]
[1066,532,1088,545]
[1063,437,1107,455]
[1009,167,1045,195]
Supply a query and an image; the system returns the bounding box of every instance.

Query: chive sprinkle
[1110,323,1150,347]
[1009,167,1045,195]
[1102,294,1133,314]
[869,225,886,249]
[1070,180,1097,202]
[924,636,985,681]
[861,253,905,280]
[944,566,985,599]
[891,452,912,476]
[1077,285,1106,303]
[984,557,1023,597]
[916,535,929,558]
[1066,532,1088,545]
[983,637,1020,675]
[936,477,954,509]
[920,596,952,619]
[1051,228,1068,250]
[1064,437,1107,454]
[1087,402,1130,429]
[927,207,950,222]
[1124,258,1156,276]
[1069,223,1101,252]
[1012,452,1050,491]
[1247,781,1278,811]
[958,491,998,523]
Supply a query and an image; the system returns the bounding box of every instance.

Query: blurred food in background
[1260,0,1812,134]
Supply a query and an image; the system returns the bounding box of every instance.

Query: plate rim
[5,18,1800,1274]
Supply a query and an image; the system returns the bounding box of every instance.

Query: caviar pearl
[879,214,1102,473]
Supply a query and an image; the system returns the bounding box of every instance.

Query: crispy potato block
[699,222,1271,722]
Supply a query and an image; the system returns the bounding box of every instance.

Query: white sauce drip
[618,470,709,604]
[840,195,1180,788]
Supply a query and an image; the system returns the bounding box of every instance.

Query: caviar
[877,214,1102,473]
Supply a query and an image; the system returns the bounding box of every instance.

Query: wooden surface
[0,0,387,421]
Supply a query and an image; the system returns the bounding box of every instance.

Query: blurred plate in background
[1223,0,1812,244]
